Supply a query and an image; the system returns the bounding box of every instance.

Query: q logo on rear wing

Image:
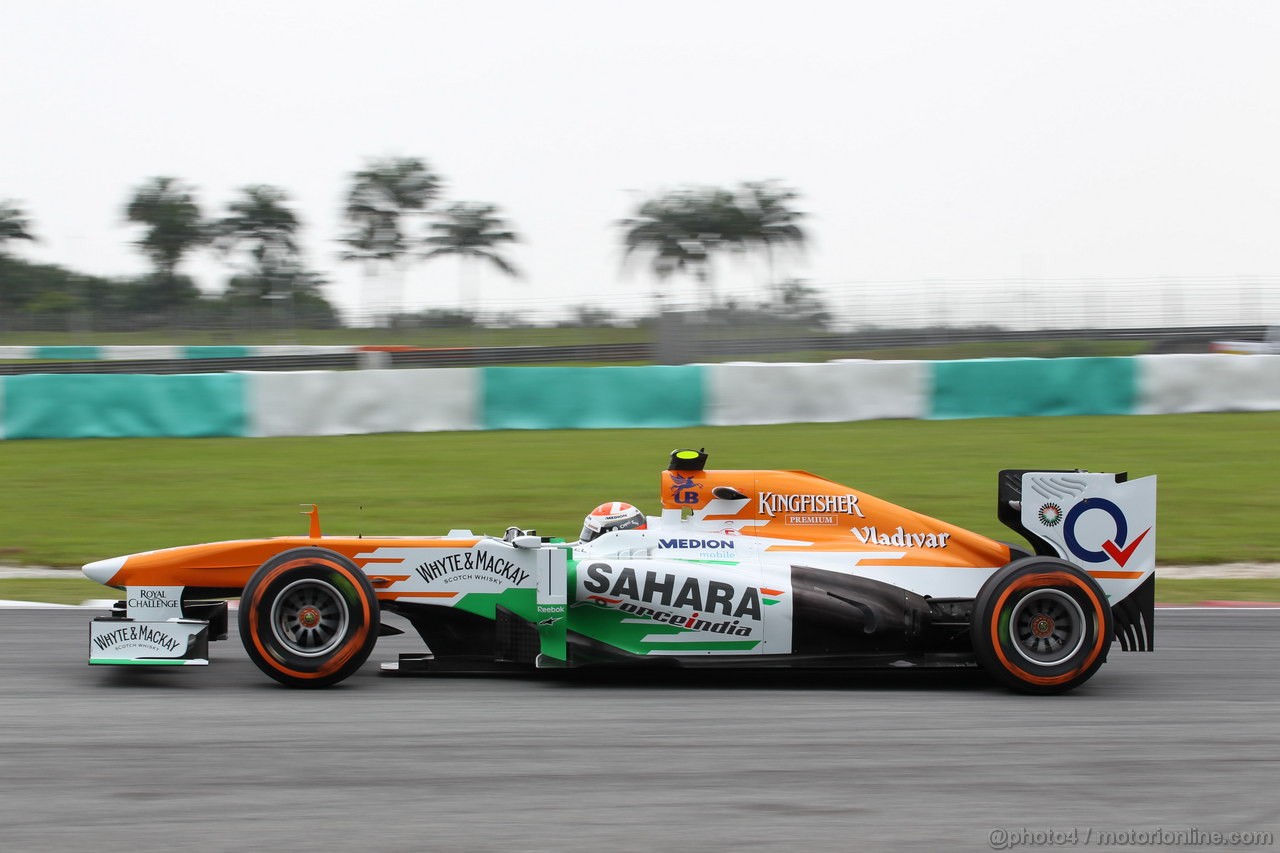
[1062,498,1152,568]
[1018,472,1157,575]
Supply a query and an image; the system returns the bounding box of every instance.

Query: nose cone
[83,555,126,585]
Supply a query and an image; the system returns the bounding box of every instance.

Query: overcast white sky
[3,1,1279,323]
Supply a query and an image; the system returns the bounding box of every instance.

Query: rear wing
[998,469,1156,652]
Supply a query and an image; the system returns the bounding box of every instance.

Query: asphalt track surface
[2,609,1277,853]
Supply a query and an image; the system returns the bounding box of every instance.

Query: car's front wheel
[239,548,379,688]
[970,557,1113,694]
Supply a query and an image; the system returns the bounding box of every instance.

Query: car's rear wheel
[971,557,1112,694]
[239,548,379,688]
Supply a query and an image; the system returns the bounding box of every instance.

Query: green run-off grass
[2,412,1276,568]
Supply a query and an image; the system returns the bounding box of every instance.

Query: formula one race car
[83,449,1156,694]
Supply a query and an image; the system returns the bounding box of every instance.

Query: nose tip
[83,556,126,585]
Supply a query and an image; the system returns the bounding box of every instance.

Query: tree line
[1,158,816,328]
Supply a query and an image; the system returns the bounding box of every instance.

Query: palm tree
[620,182,807,309]
[737,181,807,280]
[0,200,37,257]
[340,157,442,321]
[620,188,721,304]
[212,185,302,301]
[422,202,520,318]
[0,200,39,312]
[124,177,207,308]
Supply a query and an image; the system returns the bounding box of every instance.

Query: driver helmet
[580,501,647,543]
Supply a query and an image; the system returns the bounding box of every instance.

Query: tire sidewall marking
[988,570,1107,687]
[247,557,372,680]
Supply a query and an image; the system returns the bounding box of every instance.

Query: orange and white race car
[83,449,1156,693]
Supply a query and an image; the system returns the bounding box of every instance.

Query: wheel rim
[269,578,350,658]
[1008,588,1087,667]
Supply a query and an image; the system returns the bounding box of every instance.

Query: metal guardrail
[0,325,1269,375]
[0,345,651,374]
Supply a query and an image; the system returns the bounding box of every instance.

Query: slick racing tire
[970,557,1113,695]
[239,548,379,688]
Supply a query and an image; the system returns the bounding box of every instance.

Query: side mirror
[505,527,544,548]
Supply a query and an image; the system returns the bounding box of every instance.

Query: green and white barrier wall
[3,373,247,439]
[1,354,1277,439]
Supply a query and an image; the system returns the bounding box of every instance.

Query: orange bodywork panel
[661,469,1011,569]
[96,537,482,590]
